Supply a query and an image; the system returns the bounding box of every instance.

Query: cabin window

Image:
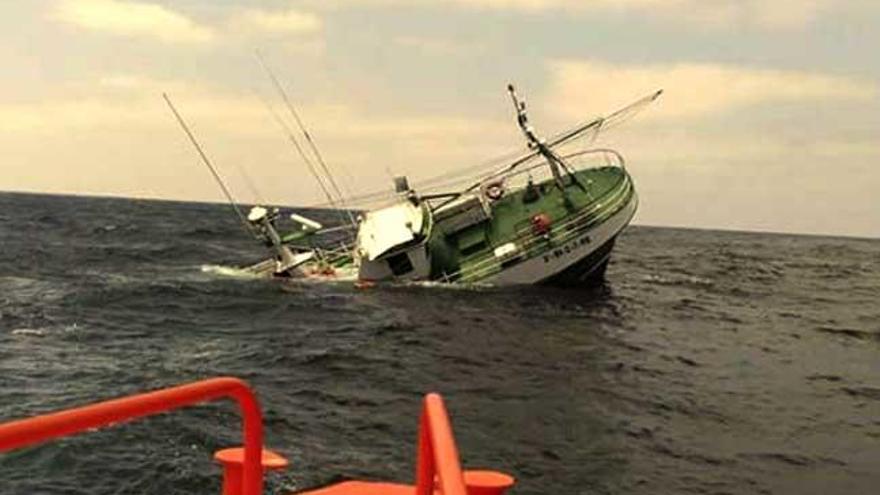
[387,252,414,276]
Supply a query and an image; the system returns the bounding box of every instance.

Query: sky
[0,0,878,238]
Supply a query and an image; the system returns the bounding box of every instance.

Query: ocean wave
[10,328,47,336]
[0,276,69,304]
[639,273,714,287]
[815,325,879,342]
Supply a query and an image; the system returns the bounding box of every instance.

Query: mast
[507,84,585,194]
[508,84,562,189]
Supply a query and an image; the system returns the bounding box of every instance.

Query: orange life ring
[484,182,505,201]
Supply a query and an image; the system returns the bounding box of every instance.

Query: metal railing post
[414,393,468,495]
[414,394,515,495]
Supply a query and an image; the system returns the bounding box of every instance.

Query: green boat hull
[426,165,637,286]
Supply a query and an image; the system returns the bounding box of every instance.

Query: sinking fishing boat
[241,84,661,287]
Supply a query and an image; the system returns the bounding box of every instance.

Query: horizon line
[1,187,878,242]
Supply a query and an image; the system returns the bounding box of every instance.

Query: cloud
[443,0,665,11]
[234,7,323,35]
[544,60,877,122]
[392,35,487,56]
[52,2,325,48]
[0,75,508,204]
[0,74,495,136]
[53,0,214,44]
[658,0,834,30]
[535,59,880,237]
[316,0,835,30]
[466,0,833,29]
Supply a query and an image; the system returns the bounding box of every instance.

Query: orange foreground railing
[416,393,468,495]
[0,377,271,495]
[0,378,513,495]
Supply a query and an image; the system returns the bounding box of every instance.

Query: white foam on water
[11,328,47,336]
[406,279,494,291]
[641,272,714,287]
[201,263,363,286]
[199,264,262,279]
[306,266,359,283]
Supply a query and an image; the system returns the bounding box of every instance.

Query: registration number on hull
[542,235,591,263]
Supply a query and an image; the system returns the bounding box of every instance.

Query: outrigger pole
[255,52,358,230]
[162,93,256,238]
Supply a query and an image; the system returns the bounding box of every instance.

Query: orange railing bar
[0,377,266,495]
[414,393,468,495]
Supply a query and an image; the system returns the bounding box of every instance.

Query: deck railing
[0,377,270,495]
[0,380,512,495]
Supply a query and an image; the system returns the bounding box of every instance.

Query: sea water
[1,192,878,495]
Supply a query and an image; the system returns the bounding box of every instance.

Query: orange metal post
[214,446,289,495]
[462,470,515,495]
[0,377,273,495]
[414,394,515,495]
[414,393,468,495]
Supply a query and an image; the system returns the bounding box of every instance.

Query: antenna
[162,93,256,238]
[255,51,357,229]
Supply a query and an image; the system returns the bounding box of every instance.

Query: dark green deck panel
[456,224,488,253]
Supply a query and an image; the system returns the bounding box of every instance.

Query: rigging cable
[256,90,344,222]
[162,93,256,238]
[237,163,266,205]
[255,51,358,229]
